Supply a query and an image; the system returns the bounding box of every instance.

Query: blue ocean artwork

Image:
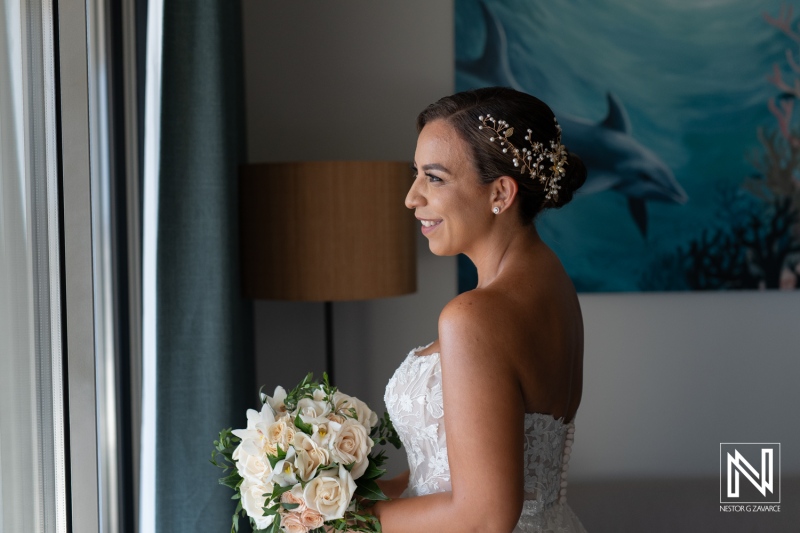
[455,0,800,291]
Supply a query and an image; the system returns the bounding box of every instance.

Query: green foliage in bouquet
[211,373,402,533]
[211,428,248,531]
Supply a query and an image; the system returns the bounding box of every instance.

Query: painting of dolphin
[457,1,688,236]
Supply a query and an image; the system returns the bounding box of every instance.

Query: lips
[417,217,442,235]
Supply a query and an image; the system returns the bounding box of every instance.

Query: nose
[405,177,425,210]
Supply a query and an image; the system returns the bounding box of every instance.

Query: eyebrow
[419,163,451,174]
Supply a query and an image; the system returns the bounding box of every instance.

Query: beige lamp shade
[240,161,417,301]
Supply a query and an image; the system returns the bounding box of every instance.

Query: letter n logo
[720,443,780,504]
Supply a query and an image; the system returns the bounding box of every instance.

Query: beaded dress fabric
[385,345,587,533]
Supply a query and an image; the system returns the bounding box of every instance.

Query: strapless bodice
[384,345,586,532]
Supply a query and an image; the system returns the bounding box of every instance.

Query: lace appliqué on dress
[384,348,450,496]
[384,346,587,533]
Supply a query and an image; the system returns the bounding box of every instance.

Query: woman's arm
[373,292,525,533]
[376,470,409,500]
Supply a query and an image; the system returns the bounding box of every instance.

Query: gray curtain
[156,0,254,530]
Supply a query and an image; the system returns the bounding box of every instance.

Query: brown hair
[417,87,587,222]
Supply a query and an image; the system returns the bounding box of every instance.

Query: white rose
[332,391,378,431]
[297,394,332,425]
[240,479,275,530]
[330,418,373,479]
[234,443,272,484]
[302,464,356,521]
[293,433,330,481]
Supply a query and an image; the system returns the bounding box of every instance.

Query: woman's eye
[427,174,442,183]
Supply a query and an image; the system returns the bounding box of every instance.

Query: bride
[372,87,587,532]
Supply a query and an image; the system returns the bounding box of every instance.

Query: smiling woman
[372,87,588,533]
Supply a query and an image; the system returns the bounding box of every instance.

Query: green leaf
[354,478,389,501]
[261,503,280,517]
[361,459,386,480]
[267,444,286,469]
[269,482,294,501]
[369,449,387,467]
[318,460,339,472]
[219,470,242,490]
[269,514,283,533]
[369,412,402,449]
[294,412,313,435]
[281,502,300,510]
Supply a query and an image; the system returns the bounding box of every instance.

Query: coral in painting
[640,5,800,291]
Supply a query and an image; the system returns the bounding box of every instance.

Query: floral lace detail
[523,414,567,503]
[384,347,449,496]
[385,346,587,532]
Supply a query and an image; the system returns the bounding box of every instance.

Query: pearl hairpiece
[478,114,568,203]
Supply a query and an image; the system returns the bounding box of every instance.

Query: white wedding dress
[385,345,587,533]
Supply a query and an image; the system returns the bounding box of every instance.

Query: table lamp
[240,161,417,383]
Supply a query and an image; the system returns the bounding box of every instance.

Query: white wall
[242,0,800,481]
[242,0,457,474]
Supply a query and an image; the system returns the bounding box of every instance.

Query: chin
[427,240,459,257]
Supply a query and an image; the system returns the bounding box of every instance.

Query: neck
[466,223,542,289]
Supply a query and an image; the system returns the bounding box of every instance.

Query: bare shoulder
[438,289,519,366]
[439,289,512,332]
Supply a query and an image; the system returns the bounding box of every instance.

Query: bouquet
[211,374,401,533]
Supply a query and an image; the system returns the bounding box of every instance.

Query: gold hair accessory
[478,114,568,202]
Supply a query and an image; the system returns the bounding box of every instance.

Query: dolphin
[457,1,688,237]
[561,94,688,236]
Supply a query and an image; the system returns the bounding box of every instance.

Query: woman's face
[406,119,493,256]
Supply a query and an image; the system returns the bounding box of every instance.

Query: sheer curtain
[0,0,68,531]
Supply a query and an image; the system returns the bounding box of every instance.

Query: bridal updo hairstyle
[417,87,587,222]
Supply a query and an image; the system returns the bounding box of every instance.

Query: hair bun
[548,151,587,209]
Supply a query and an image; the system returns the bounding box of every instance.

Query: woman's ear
[491,176,519,212]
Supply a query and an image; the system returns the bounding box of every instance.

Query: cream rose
[266,417,296,456]
[302,464,356,521]
[332,392,378,431]
[240,480,275,530]
[330,418,373,479]
[293,433,330,481]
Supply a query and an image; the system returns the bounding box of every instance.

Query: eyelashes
[411,167,443,183]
